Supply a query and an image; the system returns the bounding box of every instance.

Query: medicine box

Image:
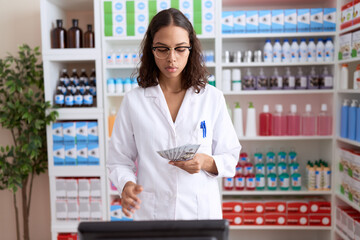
[78,179,91,199]
[202,23,215,36]
[53,144,65,166]
[309,201,331,214]
[352,30,360,58]
[264,201,286,213]
[355,0,360,25]
[56,200,67,221]
[339,32,352,60]
[66,178,78,199]
[90,200,102,220]
[88,122,99,143]
[222,11,233,34]
[55,178,66,199]
[90,178,102,199]
[76,122,88,143]
[202,0,215,13]
[157,0,170,12]
[284,9,297,33]
[259,10,271,33]
[134,0,148,13]
[63,122,76,143]
[243,214,264,225]
[67,200,79,221]
[287,214,308,225]
[310,8,323,32]
[79,201,90,220]
[222,201,243,213]
[308,214,331,226]
[52,122,63,143]
[287,201,309,214]
[77,143,88,165]
[264,214,287,225]
[88,143,100,165]
[223,213,243,225]
[271,9,284,33]
[113,0,126,13]
[233,11,246,33]
[246,10,259,33]
[113,25,126,37]
[113,12,126,25]
[65,144,77,165]
[180,0,193,23]
[110,204,124,221]
[243,201,264,214]
[341,1,354,30]
[323,8,336,32]
[297,9,310,32]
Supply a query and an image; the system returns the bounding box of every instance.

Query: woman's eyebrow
[153,42,189,46]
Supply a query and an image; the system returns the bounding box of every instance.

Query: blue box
[222,11,233,34]
[323,8,336,32]
[271,10,284,32]
[246,10,258,33]
[310,8,323,32]
[76,122,88,143]
[52,123,63,143]
[297,9,310,32]
[87,122,99,143]
[53,144,64,166]
[88,143,99,165]
[65,144,77,165]
[77,143,88,165]
[63,122,76,144]
[259,10,271,33]
[233,11,246,33]
[110,205,133,221]
[284,9,297,32]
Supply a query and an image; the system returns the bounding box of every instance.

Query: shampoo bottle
[246,102,257,137]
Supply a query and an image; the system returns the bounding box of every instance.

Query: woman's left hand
[169,153,218,175]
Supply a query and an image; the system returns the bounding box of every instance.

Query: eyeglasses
[152,46,192,59]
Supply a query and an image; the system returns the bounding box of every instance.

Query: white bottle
[264,39,273,63]
[341,64,349,90]
[299,38,308,62]
[284,67,295,89]
[290,39,299,63]
[233,102,244,138]
[316,38,325,62]
[222,69,231,92]
[232,68,242,91]
[114,49,123,65]
[307,38,316,62]
[246,102,257,137]
[106,50,114,65]
[324,38,334,62]
[282,39,291,63]
[273,39,282,63]
[354,64,360,90]
[321,67,333,89]
[296,67,307,89]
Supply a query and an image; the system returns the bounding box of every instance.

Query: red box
[223,213,243,225]
[264,201,286,213]
[309,214,331,226]
[287,201,309,214]
[243,214,265,225]
[309,201,331,214]
[264,214,287,225]
[58,233,77,240]
[287,214,309,226]
[243,202,265,214]
[341,1,354,30]
[222,202,243,213]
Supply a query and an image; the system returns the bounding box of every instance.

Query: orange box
[243,214,265,225]
[287,214,309,226]
[243,202,265,214]
[264,214,287,225]
[222,201,243,213]
[264,201,286,214]
[309,214,331,226]
[223,213,243,225]
[287,201,309,214]
[309,201,331,214]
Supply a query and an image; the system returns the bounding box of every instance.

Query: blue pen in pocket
[200,121,206,138]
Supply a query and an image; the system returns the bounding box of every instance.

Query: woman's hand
[169,153,218,175]
[121,181,143,217]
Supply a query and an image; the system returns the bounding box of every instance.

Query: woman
[107,8,241,220]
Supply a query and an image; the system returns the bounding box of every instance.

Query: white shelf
[338,57,360,64]
[238,136,333,141]
[50,108,103,118]
[229,226,332,230]
[222,32,336,39]
[43,49,100,61]
[337,137,360,148]
[222,190,332,196]
[51,223,78,233]
[340,24,360,35]
[49,166,105,177]
[104,35,215,42]
[335,192,360,213]
[338,90,360,94]
[223,90,334,96]
[105,62,216,69]
[106,93,126,97]
[335,227,351,240]
[222,62,335,67]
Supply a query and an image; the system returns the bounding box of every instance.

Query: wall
[0,0,51,239]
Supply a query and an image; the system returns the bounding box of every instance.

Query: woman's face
[152,25,190,83]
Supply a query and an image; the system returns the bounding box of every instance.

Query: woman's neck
[159,76,183,94]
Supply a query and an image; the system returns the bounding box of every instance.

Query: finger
[134,185,143,194]
[122,207,132,218]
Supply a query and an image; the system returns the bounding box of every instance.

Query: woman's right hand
[121,181,143,217]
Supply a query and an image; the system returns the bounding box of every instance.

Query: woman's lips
[166,67,178,73]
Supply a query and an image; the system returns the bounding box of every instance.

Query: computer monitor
[78,219,229,240]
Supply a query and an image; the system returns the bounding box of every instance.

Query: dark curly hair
[134,8,208,93]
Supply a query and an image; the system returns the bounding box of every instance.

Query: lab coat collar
[143,84,205,102]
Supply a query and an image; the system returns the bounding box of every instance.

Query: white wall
[0,0,51,239]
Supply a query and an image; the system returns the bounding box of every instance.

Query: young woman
[107,8,241,220]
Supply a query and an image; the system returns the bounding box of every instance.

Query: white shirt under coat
[107,84,241,220]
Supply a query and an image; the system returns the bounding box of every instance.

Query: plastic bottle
[348,100,358,140]
[299,38,308,62]
[263,39,273,62]
[233,102,244,138]
[289,158,300,175]
[107,78,115,93]
[234,170,245,191]
[315,163,322,190]
[243,68,256,90]
[307,162,316,191]
[287,104,301,136]
[84,24,95,48]
[295,67,307,89]
[222,69,231,92]
[246,102,257,137]
[273,104,287,136]
[239,152,248,166]
[341,64,349,90]
[256,68,268,90]
[322,163,331,191]
[341,99,350,138]
[232,69,242,91]
[244,157,254,176]
[308,67,319,89]
[108,109,117,137]
[315,38,325,62]
[282,39,291,63]
[291,168,302,191]
[307,38,316,62]
[51,19,66,48]
[64,86,74,107]
[302,104,316,136]
[317,104,332,136]
[74,86,83,107]
[270,67,283,90]
[223,177,234,191]
[67,19,83,48]
[54,86,65,107]
[273,39,282,63]
[319,67,333,89]
[283,67,295,89]
[279,167,290,191]
[353,64,360,90]
[324,38,334,62]
[255,153,265,174]
[245,171,256,191]
[255,168,265,191]
[266,151,276,175]
[259,104,272,136]
[277,151,287,174]
[290,38,299,63]
[267,170,277,191]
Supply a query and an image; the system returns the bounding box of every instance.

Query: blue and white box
[323,8,336,32]
[180,0,193,23]
[88,143,100,165]
[135,0,148,12]
[157,0,170,12]
[310,8,323,32]
[202,0,215,13]
[110,204,124,221]
[52,123,63,143]
[76,122,88,143]
[113,12,126,37]
[222,11,233,34]
[202,23,215,36]
[297,9,310,32]
[233,11,246,33]
[65,144,77,165]
[271,9,284,32]
[77,143,88,165]
[259,10,271,33]
[53,144,65,166]
[113,0,126,13]
[88,122,99,143]
[246,10,259,33]
[284,9,297,32]
[63,122,76,144]
[135,12,148,36]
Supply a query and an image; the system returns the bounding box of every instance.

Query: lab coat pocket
[134,191,155,220]
[193,120,212,155]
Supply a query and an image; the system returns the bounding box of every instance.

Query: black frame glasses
[152,46,192,59]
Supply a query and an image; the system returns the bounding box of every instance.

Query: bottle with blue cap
[273,39,282,63]
[299,38,308,62]
[324,38,334,62]
[290,39,299,63]
[316,38,325,62]
[281,39,291,63]
[263,39,273,62]
[107,78,115,94]
[307,38,316,62]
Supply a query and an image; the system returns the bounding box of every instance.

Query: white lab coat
[107,84,241,220]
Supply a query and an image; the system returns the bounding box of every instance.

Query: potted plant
[0,44,58,240]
